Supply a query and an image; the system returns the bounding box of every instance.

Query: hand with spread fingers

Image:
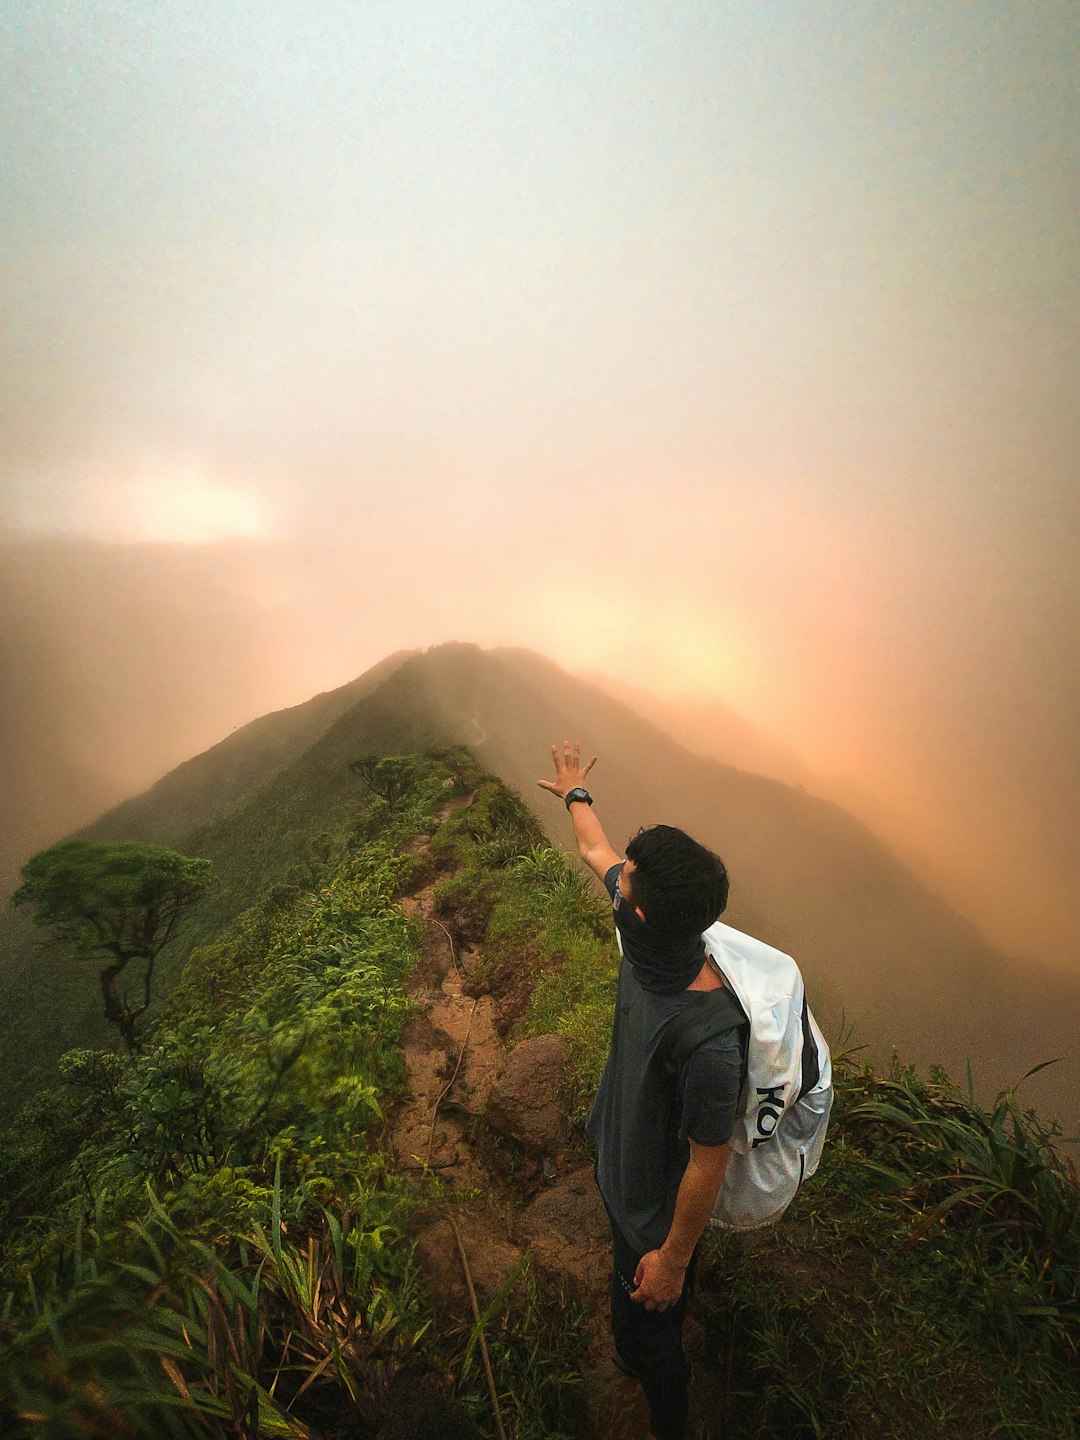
[537,739,598,801]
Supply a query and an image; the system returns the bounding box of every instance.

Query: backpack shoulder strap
[663,987,749,1071]
[798,994,821,1099]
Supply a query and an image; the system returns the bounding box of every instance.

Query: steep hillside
[0,650,412,1109]
[335,644,1078,1130]
[76,648,411,850]
[579,669,813,789]
[0,536,289,898]
[2,642,1076,1134]
[3,756,1075,1439]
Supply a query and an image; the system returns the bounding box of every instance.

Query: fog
[2,4,1077,968]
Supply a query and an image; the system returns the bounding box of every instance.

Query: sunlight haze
[1,2,1077,970]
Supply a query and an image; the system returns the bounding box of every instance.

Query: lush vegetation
[694,1052,1079,1440]
[2,746,1076,1439]
[0,749,586,1439]
[427,794,617,1117]
[403,775,1080,1437]
[10,841,214,1053]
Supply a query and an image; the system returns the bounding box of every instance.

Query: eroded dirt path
[394,876,502,1191]
[385,805,654,1439]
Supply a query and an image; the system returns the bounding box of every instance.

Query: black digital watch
[564,787,594,810]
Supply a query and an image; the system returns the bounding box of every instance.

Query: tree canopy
[11,840,214,1049]
[348,754,419,810]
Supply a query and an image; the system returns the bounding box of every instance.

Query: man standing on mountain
[538,741,743,1440]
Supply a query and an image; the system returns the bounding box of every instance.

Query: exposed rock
[390,817,651,1440]
[412,1211,524,1329]
[387,874,504,1190]
[486,1033,570,1154]
[520,1165,612,1304]
[433,981,503,1111]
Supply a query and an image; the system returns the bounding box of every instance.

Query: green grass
[454,1258,589,1440]
[4,754,1076,1439]
[0,751,590,1439]
[430,817,1079,1438]
[690,1054,1079,1440]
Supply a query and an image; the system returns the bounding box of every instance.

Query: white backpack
[665,920,833,1231]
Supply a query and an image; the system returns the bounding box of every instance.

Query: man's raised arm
[537,740,621,881]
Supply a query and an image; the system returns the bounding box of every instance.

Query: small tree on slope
[348,754,419,810]
[10,840,214,1053]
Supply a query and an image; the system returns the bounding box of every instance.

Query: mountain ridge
[578,667,814,790]
[72,648,414,852]
[6,752,1072,1437]
[2,641,1075,1133]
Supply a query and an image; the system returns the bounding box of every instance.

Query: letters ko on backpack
[665,921,833,1231]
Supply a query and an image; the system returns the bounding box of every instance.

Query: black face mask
[614,878,705,995]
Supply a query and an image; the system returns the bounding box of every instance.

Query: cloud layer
[1,3,1076,965]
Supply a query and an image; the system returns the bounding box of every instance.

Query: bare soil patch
[384,815,653,1439]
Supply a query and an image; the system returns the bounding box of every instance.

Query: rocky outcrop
[520,1165,612,1302]
[387,814,651,1439]
[412,1210,524,1327]
[486,1033,571,1154]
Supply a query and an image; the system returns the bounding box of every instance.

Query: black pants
[607,1212,700,1440]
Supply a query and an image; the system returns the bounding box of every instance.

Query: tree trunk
[99,961,136,1053]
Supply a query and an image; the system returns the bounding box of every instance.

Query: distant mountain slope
[584,668,1021,976]
[2,642,1076,1133]
[76,649,411,849]
[0,536,286,898]
[579,669,814,789]
[0,648,412,1109]
[365,646,1076,1121]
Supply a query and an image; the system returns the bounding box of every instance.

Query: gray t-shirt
[586,862,745,1255]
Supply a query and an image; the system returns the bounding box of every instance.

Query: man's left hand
[537,740,598,801]
[630,1249,686,1311]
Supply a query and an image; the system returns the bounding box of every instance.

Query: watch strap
[564,787,594,810]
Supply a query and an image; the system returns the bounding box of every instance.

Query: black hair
[624,824,729,936]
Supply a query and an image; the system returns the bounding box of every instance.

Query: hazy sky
[1,3,1077,966]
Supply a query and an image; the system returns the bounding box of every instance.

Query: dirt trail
[393,877,502,1190]
[386,806,653,1439]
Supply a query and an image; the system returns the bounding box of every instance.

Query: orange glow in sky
[1,4,1076,969]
